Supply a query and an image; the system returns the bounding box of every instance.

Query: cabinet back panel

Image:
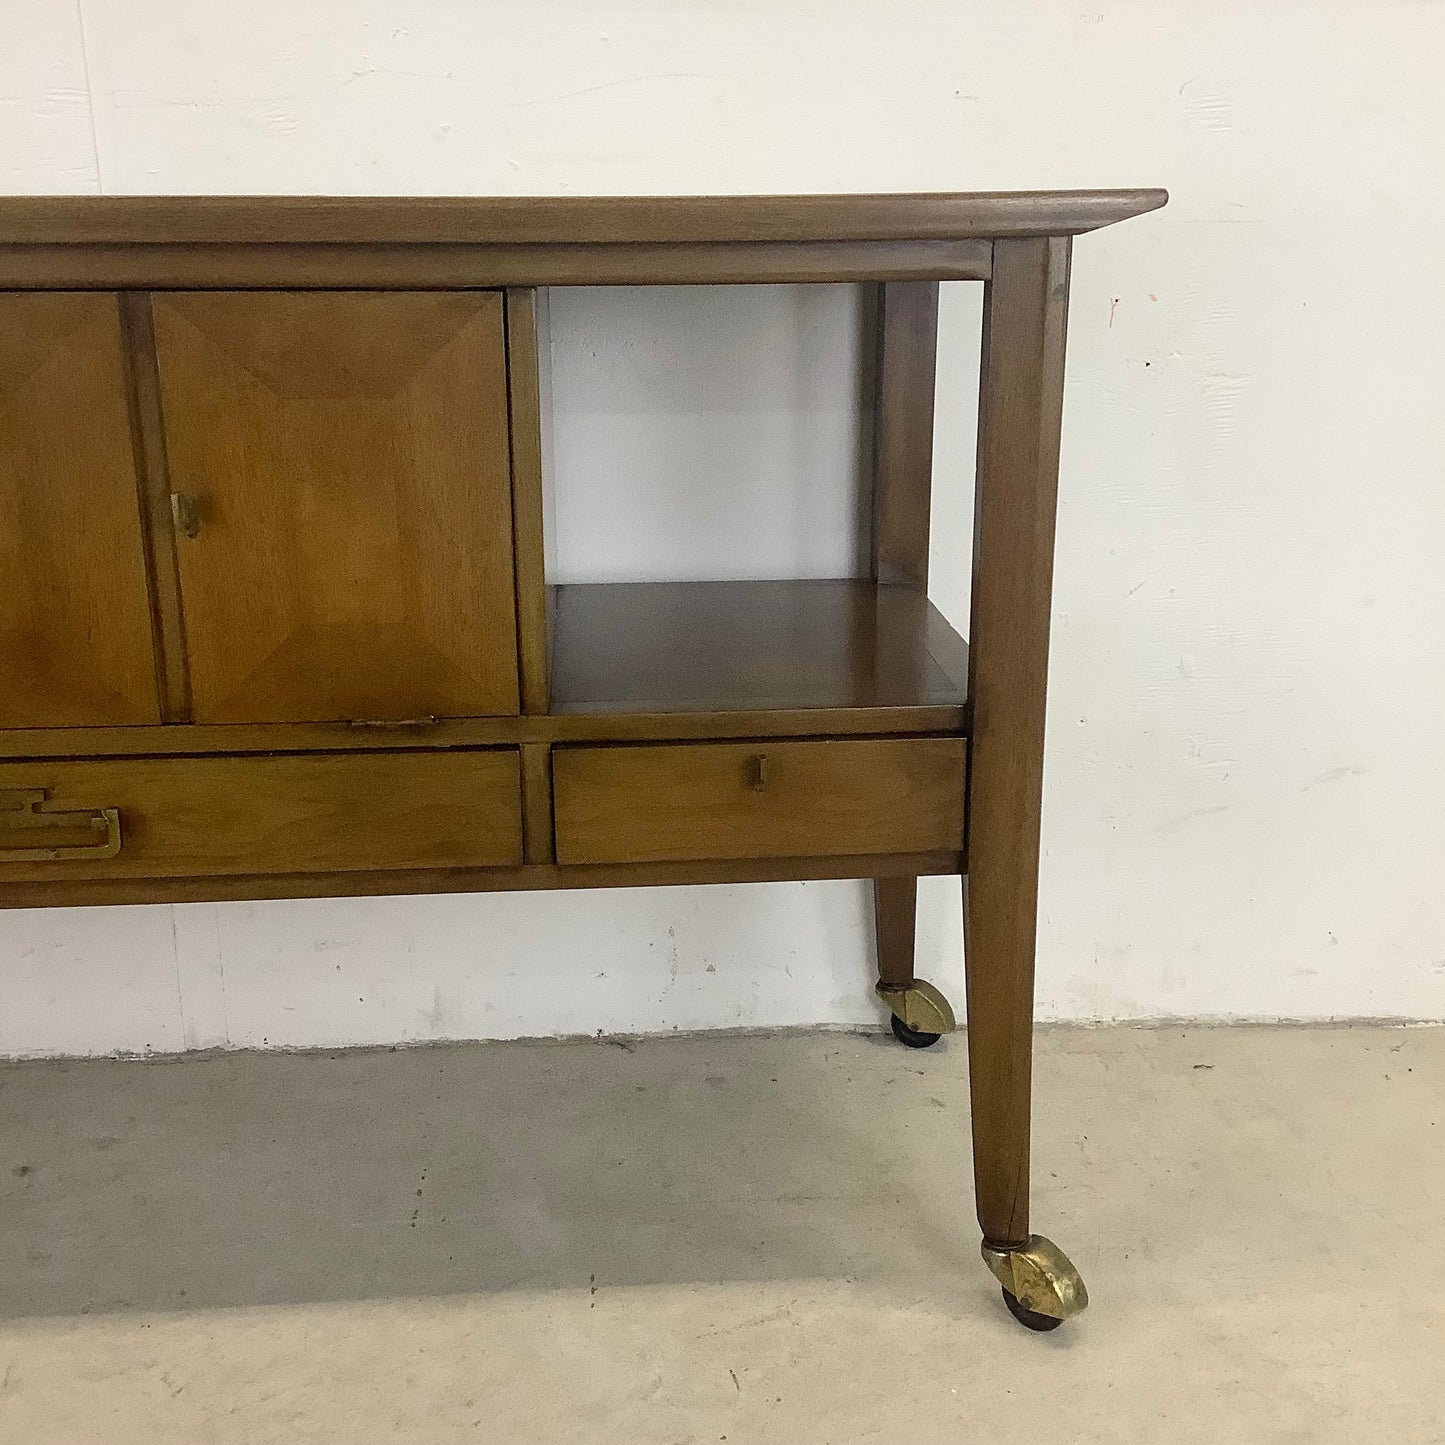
[152,291,520,724]
[0,293,160,727]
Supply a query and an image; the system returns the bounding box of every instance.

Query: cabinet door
[152,291,519,724]
[0,293,160,728]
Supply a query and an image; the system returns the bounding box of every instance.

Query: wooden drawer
[0,751,522,882]
[553,737,966,865]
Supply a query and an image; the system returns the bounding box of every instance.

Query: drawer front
[553,738,966,865]
[0,751,522,881]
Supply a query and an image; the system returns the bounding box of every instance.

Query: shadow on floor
[0,1031,980,1318]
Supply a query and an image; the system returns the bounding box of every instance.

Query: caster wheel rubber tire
[890,1014,941,1049]
[1002,1287,1065,1332]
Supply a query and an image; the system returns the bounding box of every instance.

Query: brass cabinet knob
[170,492,202,539]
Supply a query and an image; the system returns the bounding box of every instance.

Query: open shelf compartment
[548,578,968,732]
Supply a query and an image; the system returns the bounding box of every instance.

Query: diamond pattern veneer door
[0,292,160,728]
[152,290,520,724]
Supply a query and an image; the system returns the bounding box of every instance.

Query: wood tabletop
[0,189,1167,246]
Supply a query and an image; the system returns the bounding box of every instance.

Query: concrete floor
[0,1025,1441,1444]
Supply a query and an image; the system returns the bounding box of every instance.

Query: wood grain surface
[152,290,519,724]
[0,190,1168,246]
[0,292,159,727]
[554,737,966,865]
[963,235,1073,1247]
[0,750,522,882]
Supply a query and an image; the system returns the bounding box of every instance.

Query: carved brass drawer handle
[0,788,123,862]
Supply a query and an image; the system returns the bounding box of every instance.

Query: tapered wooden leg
[873,877,955,1046]
[964,235,1087,1325]
[873,876,917,989]
[867,280,956,1051]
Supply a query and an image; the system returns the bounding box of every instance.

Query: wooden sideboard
[0,188,1166,1330]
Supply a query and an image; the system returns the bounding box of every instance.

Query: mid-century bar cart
[0,188,1166,1329]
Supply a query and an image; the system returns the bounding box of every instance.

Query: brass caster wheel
[981,1235,1088,1331]
[877,979,955,1049]
[1001,1287,1064,1332]
[890,1014,941,1049]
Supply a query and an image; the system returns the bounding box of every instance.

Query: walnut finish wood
[873,877,920,989]
[0,750,522,882]
[0,848,961,911]
[551,580,967,716]
[0,703,962,759]
[118,291,192,722]
[0,292,159,728]
[519,742,555,866]
[505,289,551,715]
[868,279,942,989]
[0,191,1166,246]
[0,579,971,758]
[964,235,1072,1249]
[0,191,1168,1308]
[870,281,940,589]
[0,241,995,293]
[151,290,519,724]
[554,737,966,866]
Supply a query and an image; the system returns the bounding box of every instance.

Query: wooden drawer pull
[0,788,122,862]
[747,754,769,791]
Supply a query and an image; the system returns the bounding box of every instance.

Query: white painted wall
[2,0,1443,1055]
